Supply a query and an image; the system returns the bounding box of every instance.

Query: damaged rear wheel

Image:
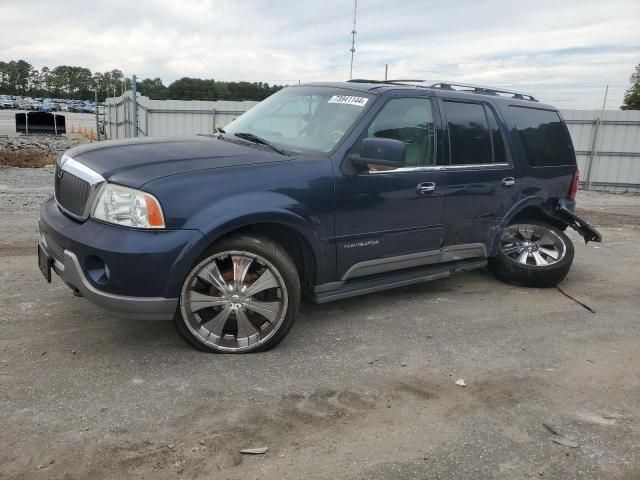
[489,221,574,288]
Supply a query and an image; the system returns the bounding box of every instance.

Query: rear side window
[443,101,507,165]
[510,106,574,166]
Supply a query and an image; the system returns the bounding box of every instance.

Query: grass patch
[0,149,57,168]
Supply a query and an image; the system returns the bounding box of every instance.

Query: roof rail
[346,79,538,102]
[347,79,426,84]
[429,81,538,102]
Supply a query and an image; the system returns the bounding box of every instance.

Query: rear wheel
[489,221,574,288]
[175,235,300,353]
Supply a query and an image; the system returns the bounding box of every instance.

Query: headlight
[91,184,165,229]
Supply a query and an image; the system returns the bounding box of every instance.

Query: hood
[65,136,289,188]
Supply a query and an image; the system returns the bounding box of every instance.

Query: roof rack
[346,78,538,102]
[348,78,426,84]
[429,81,538,102]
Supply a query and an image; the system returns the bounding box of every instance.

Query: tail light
[568,170,579,200]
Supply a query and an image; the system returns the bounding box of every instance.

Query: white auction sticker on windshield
[328,95,369,107]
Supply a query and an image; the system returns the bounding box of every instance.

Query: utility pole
[349,0,357,80]
[131,75,138,138]
[585,84,609,191]
[600,84,609,112]
[94,88,99,141]
[385,64,388,81]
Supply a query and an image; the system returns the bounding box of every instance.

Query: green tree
[138,77,168,99]
[40,66,51,94]
[621,63,640,110]
[167,77,217,100]
[6,60,32,94]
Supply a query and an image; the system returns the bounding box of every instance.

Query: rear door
[439,98,520,249]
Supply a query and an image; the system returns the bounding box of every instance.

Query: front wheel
[175,235,300,353]
[489,221,574,288]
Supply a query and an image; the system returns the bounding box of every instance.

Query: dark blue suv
[38,80,601,353]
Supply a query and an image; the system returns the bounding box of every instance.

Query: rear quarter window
[510,106,575,167]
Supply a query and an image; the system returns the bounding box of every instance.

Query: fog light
[85,255,110,285]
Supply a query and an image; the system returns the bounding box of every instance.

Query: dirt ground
[1,168,639,479]
[0,149,56,168]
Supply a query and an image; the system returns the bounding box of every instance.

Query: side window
[365,98,435,167]
[510,106,574,166]
[443,101,493,165]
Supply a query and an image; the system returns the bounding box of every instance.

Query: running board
[311,258,487,303]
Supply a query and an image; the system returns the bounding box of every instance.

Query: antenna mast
[349,0,357,80]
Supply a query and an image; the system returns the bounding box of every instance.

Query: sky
[1,0,639,109]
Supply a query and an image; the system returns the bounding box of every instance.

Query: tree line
[0,59,283,102]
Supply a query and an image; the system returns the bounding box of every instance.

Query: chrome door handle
[417,182,436,194]
[501,177,515,187]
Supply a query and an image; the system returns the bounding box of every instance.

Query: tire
[489,220,574,288]
[175,235,300,353]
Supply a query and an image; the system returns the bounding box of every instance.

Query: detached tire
[489,221,574,288]
[175,235,300,353]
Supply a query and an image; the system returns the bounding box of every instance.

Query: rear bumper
[552,202,602,244]
[39,196,208,320]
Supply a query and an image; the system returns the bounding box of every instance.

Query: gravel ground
[0,135,88,157]
[1,168,640,479]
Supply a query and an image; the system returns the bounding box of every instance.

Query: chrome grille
[55,166,91,217]
[54,155,105,220]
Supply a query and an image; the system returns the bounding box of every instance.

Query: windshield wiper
[232,132,287,155]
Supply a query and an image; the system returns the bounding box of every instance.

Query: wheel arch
[211,220,320,290]
[490,197,567,256]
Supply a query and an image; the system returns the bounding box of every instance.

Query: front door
[334,96,447,280]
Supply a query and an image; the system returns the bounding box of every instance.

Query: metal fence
[104,92,640,192]
[104,91,258,140]
[561,109,640,192]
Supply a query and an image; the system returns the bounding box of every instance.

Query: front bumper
[40,243,178,320]
[39,196,207,320]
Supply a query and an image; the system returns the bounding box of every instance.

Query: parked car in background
[69,103,86,113]
[38,80,602,353]
[0,96,14,109]
[39,99,54,112]
[83,103,97,113]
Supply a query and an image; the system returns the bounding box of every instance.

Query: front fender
[184,190,329,279]
[191,191,325,246]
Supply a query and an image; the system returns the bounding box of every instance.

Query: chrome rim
[500,224,566,267]
[180,251,288,352]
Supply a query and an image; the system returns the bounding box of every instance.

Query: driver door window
[365,97,435,169]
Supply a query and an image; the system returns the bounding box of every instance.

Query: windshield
[224,86,373,154]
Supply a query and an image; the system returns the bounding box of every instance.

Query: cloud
[1,0,638,108]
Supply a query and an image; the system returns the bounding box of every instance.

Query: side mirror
[352,137,406,170]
